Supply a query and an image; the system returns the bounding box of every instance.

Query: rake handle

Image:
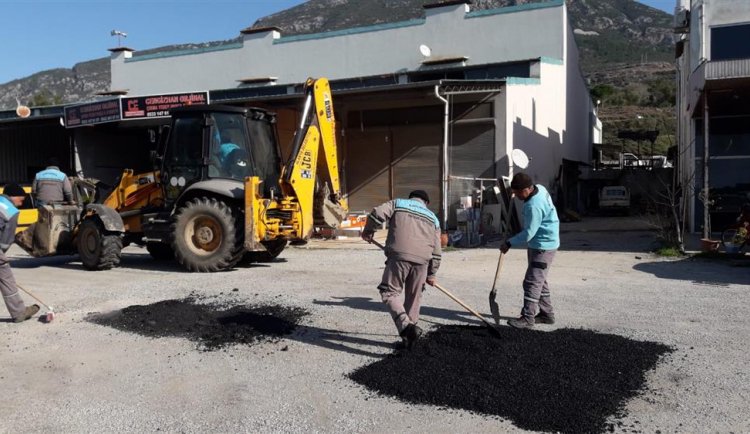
[16,284,52,311]
[432,283,498,330]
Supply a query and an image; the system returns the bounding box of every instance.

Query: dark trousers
[521,249,556,320]
[377,258,427,334]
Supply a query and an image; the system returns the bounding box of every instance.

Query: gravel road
[2,223,749,433]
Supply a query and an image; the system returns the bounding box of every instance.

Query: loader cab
[160,105,282,201]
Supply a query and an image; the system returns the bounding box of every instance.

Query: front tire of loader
[77,218,123,270]
[171,197,239,272]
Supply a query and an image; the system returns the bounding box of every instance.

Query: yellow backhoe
[17,77,348,272]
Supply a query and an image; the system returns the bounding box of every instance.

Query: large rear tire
[171,197,240,272]
[77,218,123,270]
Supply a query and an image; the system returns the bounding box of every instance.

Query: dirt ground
[1,217,749,433]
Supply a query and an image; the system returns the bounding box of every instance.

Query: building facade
[1,0,599,230]
[675,0,750,233]
[104,0,598,227]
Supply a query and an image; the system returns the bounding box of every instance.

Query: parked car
[650,155,673,168]
[622,153,644,167]
[599,186,630,214]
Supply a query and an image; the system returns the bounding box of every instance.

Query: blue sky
[0,0,674,85]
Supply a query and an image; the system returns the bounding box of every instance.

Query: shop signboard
[121,92,209,120]
[64,99,121,127]
[63,91,209,128]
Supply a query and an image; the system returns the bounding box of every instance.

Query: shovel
[489,252,504,325]
[369,239,501,337]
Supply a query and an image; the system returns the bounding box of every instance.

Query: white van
[599,186,630,213]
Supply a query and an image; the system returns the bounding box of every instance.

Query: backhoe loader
[16,77,348,272]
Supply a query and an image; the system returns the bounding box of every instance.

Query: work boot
[14,304,40,323]
[507,316,534,329]
[399,324,423,350]
[393,337,408,351]
[535,312,555,325]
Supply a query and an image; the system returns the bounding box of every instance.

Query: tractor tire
[77,218,123,270]
[171,197,240,272]
[147,242,174,261]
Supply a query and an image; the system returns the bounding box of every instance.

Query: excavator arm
[246,77,347,247]
[281,78,347,237]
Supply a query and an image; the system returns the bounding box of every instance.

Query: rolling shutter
[345,128,390,212]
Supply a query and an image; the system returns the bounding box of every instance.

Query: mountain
[0,0,676,152]
[252,0,675,69]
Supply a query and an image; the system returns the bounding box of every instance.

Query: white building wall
[504,61,567,188]
[564,21,595,163]
[687,0,750,72]
[111,2,566,94]
[677,0,750,232]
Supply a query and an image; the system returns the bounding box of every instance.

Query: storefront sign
[63,91,209,128]
[64,99,121,127]
[121,92,209,120]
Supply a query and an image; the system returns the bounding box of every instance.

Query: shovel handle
[491,252,505,293]
[432,283,498,330]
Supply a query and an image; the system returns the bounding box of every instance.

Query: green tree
[29,89,63,107]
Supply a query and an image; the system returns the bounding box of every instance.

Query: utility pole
[703,92,711,239]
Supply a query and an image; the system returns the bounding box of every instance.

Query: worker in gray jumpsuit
[362,190,442,349]
[32,158,73,206]
[0,184,39,322]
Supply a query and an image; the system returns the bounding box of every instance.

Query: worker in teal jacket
[500,172,560,329]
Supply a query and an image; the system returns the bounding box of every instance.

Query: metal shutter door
[391,124,442,215]
[345,128,390,213]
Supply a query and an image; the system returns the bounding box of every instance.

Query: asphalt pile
[349,325,672,433]
[88,297,308,351]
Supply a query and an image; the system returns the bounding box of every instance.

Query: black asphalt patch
[349,325,672,433]
[88,297,308,351]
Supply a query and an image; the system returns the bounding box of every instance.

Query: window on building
[711,24,750,61]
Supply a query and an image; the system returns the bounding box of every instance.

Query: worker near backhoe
[0,184,39,322]
[32,157,73,206]
[361,190,442,350]
[500,172,560,329]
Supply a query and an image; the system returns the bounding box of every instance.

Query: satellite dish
[16,105,31,118]
[510,148,530,169]
[419,44,432,57]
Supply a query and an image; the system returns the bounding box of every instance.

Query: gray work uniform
[522,249,556,318]
[0,194,27,319]
[364,198,442,333]
[32,165,73,206]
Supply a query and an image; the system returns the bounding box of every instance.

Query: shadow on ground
[9,252,272,273]
[634,255,750,286]
[350,325,673,434]
[313,296,514,325]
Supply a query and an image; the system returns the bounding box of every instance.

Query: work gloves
[499,239,511,254]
